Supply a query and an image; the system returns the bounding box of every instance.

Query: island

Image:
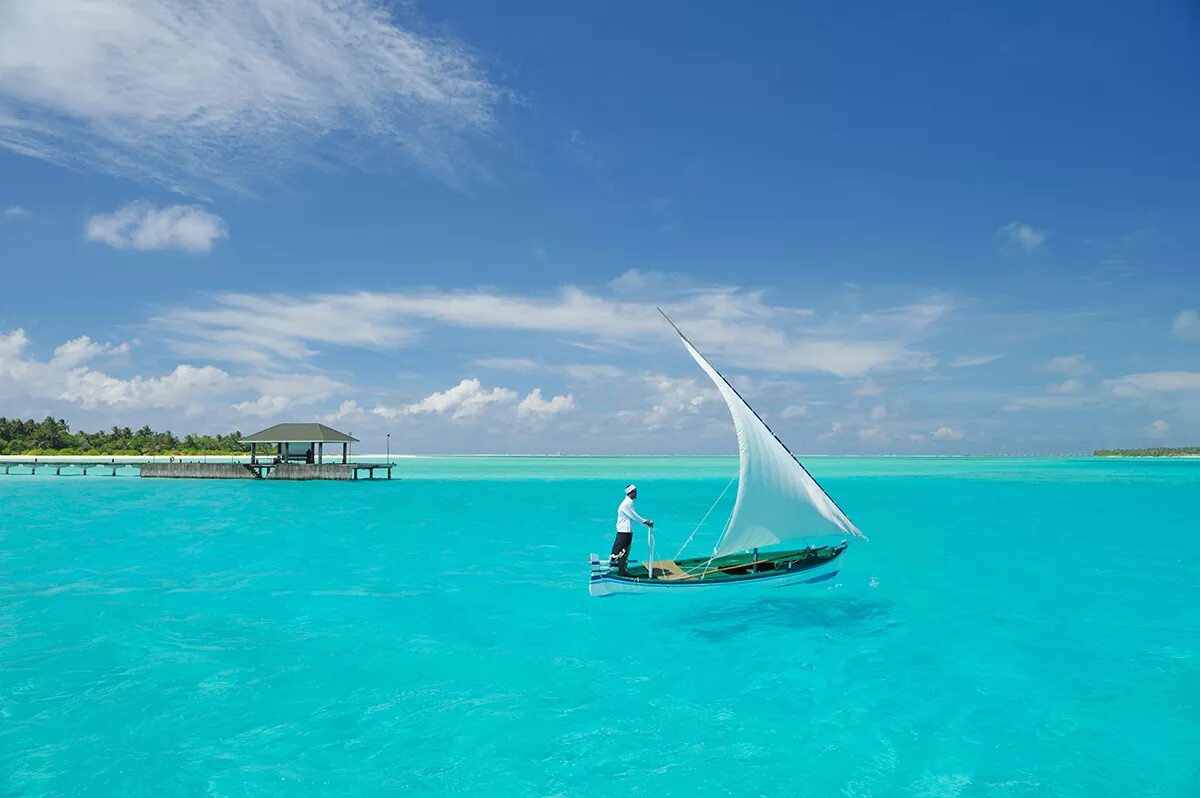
[1093,446,1200,457]
[0,416,246,456]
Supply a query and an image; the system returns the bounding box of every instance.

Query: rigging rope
[675,476,737,559]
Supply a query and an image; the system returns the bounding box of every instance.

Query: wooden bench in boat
[648,560,691,580]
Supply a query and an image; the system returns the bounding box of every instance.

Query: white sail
[667,316,864,556]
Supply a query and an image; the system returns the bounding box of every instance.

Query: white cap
[624,484,637,495]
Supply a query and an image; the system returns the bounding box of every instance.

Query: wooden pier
[0,459,393,480]
[1,459,141,477]
[1,423,392,481]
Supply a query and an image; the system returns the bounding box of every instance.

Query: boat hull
[588,545,846,597]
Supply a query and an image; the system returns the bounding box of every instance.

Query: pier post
[56,466,61,476]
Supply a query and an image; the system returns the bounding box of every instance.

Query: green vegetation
[0,417,247,456]
[1094,446,1200,457]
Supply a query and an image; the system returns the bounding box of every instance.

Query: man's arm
[626,502,653,527]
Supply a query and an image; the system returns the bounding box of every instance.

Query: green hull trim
[619,543,846,583]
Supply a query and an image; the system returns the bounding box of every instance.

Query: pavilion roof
[240,423,359,444]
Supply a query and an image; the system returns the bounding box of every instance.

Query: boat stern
[588,553,614,597]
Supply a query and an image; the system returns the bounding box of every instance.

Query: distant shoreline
[1093,447,1200,457]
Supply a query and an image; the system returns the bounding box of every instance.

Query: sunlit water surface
[2,457,1197,795]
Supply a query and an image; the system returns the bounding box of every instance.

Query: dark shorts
[610,531,633,558]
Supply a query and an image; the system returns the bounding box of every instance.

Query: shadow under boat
[681,593,895,642]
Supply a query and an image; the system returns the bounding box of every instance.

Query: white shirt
[616,496,647,534]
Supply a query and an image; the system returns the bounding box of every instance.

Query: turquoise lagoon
[1,457,1198,795]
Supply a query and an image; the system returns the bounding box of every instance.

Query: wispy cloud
[1171,309,1200,342]
[1147,419,1170,437]
[85,201,227,253]
[855,300,952,332]
[1105,371,1200,397]
[1043,354,1093,378]
[475,356,624,382]
[155,284,941,378]
[949,354,1002,368]
[996,221,1047,252]
[1046,378,1086,395]
[2,204,30,219]
[0,0,501,193]
[1002,394,1095,412]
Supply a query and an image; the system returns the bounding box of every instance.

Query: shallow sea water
[1,457,1198,796]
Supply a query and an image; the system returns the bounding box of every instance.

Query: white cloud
[1105,371,1200,397]
[997,221,1047,252]
[0,0,500,192]
[324,399,366,424]
[156,285,938,377]
[949,354,1002,368]
[780,404,808,419]
[1043,354,1093,378]
[869,404,888,420]
[1002,395,1094,412]
[610,268,671,295]
[1171,310,1200,342]
[931,425,964,441]
[51,335,130,367]
[374,378,517,420]
[617,375,713,431]
[232,395,295,417]
[3,204,30,219]
[1148,419,1170,437]
[475,356,625,382]
[858,424,886,442]
[852,379,884,397]
[59,363,232,410]
[856,300,951,332]
[475,357,541,373]
[1046,379,1086,395]
[817,422,843,442]
[85,201,227,253]
[517,388,575,418]
[0,327,343,416]
[558,363,626,381]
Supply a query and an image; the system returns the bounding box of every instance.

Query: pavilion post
[342,442,347,464]
[250,442,257,464]
[318,442,324,464]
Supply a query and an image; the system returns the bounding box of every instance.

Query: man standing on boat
[611,484,653,576]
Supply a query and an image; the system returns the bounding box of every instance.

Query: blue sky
[1,0,1198,454]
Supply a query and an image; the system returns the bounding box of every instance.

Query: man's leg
[610,532,632,576]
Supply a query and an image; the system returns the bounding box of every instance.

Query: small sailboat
[588,310,866,597]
